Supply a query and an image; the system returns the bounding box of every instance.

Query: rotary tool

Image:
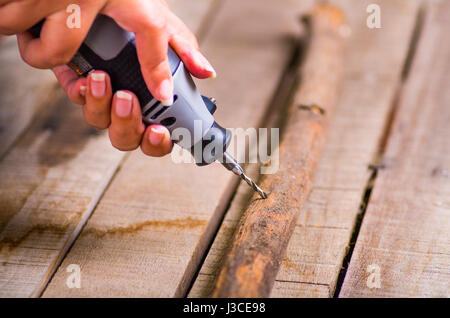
[29,15,267,199]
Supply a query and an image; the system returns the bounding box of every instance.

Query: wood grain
[211,3,346,298]
[340,0,450,297]
[0,91,124,297]
[166,0,216,36]
[272,0,424,297]
[189,0,423,298]
[0,0,214,297]
[0,37,56,158]
[42,0,313,298]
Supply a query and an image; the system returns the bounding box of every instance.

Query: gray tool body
[67,15,228,165]
[29,15,267,198]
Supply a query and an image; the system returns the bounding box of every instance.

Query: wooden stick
[212,4,346,298]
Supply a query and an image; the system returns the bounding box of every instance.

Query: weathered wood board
[340,0,450,297]
[211,3,346,297]
[166,0,216,38]
[272,0,424,297]
[0,37,56,158]
[0,0,214,297]
[2,0,445,299]
[0,90,124,297]
[189,0,423,297]
[42,0,314,297]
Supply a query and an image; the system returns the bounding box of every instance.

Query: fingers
[53,66,172,156]
[165,12,216,79]
[108,91,145,151]
[140,124,173,157]
[16,6,99,69]
[52,65,86,105]
[103,0,174,105]
[102,0,216,107]
[109,90,172,156]
[170,35,216,80]
[134,21,174,106]
[0,0,60,35]
[53,66,173,157]
[83,71,113,129]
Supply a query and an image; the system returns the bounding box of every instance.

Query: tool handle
[29,16,181,108]
[29,16,231,165]
[77,39,154,106]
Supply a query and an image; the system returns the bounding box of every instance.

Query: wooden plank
[0,91,124,297]
[189,0,423,297]
[166,0,216,35]
[340,0,450,297]
[272,0,425,297]
[0,37,56,158]
[42,0,314,298]
[0,1,214,297]
[211,3,346,298]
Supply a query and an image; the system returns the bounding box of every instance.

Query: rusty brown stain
[261,160,271,167]
[298,103,326,115]
[282,256,304,274]
[313,3,346,26]
[1,217,207,259]
[0,222,71,254]
[212,3,345,297]
[235,253,270,297]
[82,217,207,237]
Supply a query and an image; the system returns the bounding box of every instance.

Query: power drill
[29,15,267,199]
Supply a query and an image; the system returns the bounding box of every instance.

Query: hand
[0,0,216,156]
[55,66,175,156]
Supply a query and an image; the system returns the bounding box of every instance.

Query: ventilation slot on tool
[151,106,169,119]
[150,95,178,120]
[143,100,161,117]
[160,117,176,127]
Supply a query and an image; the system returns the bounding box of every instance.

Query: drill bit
[221,152,267,199]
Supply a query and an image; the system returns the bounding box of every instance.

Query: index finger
[102,0,174,106]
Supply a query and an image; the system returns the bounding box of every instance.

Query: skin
[0,0,215,156]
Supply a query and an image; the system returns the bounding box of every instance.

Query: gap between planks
[0,0,216,298]
[185,11,310,296]
[188,0,424,298]
[339,0,450,297]
[37,0,225,298]
[333,2,427,297]
[41,0,314,298]
[272,0,426,298]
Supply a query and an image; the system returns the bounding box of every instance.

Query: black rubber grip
[78,40,153,106]
[29,19,153,106]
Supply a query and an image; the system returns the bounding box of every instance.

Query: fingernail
[90,72,106,98]
[205,62,217,78]
[209,69,217,79]
[80,85,87,96]
[194,51,216,78]
[149,126,166,146]
[115,91,133,117]
[159,79,173,106]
